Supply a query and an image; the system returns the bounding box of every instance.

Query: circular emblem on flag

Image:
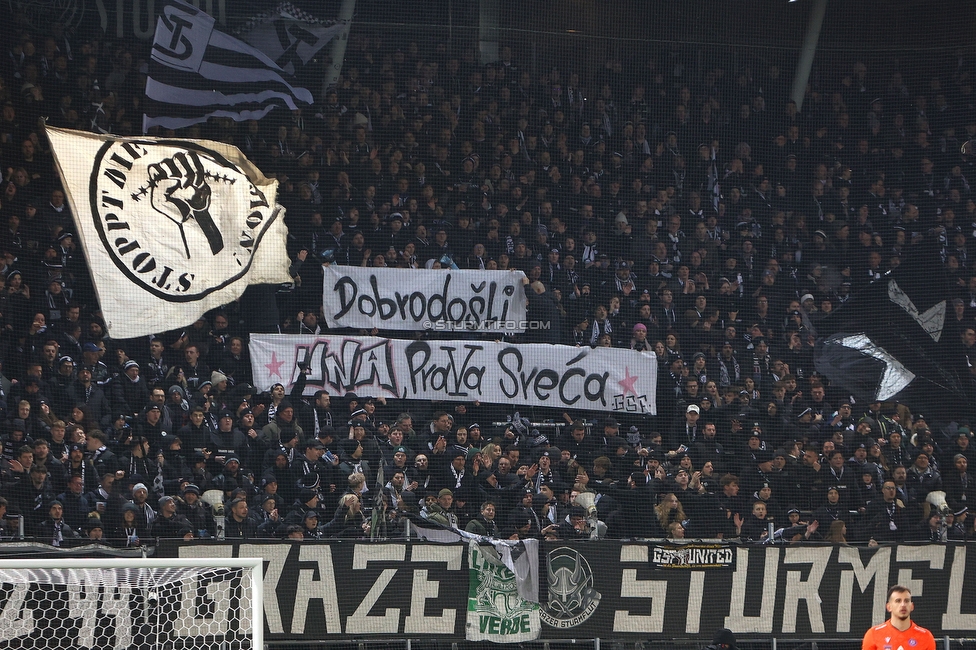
[540,546,601,629]
[90,139,278,301]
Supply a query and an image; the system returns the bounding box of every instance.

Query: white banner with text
[322,266,528,332]
[249,334,657,414]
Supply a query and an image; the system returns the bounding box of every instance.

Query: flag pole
[324,0,356,95]
[789,0,828,112]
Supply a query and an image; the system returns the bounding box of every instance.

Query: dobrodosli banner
[321,265,528,332]
[249,334,658,414]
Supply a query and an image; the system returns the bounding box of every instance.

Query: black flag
[813,236,971,418]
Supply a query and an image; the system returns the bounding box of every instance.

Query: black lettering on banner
[332,276,360,320]
[584,372,609,405]
[360,278,389,319]
[499,347,608,406]
[483,281,498,325]
[558,368,585,405]
[534,369,559,401]
[256,335,655,414]
[405,341,486,397]
[358,293,377,317]
[409,293,425,321]
[469,293,486,321]
[427,276,449,321]
[447,298,467,322]
[327,270,519,328]
[497,347,520,399]
[612,394,651,412]
[330,339,396,395]
[293,339,399,396]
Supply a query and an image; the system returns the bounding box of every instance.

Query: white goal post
[0,557,263,650]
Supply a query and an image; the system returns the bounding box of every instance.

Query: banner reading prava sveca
[250,334,657,414]
[322,265,528,332]
[47,127,291,338]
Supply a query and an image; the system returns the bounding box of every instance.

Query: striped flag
[143,0,314,132]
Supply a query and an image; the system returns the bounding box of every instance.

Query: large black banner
[161,541,470,639]
[157,541,976,641]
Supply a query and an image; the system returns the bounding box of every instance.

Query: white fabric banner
[249,334,657,414]
[322,266,529,332]
[48,127,292,339]
[408,519,540,604]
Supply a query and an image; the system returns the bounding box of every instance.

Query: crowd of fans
[0,18,974,547]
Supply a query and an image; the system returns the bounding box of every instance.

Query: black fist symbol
[149,151,224,258]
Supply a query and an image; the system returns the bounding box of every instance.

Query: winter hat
[627,426,642,445]
[712,629,738,650]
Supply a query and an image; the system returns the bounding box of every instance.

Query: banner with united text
[155,541,976,642]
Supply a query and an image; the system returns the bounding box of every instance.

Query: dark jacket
[178,500,217,538]
[223,514,258,539]
[150,512,194,539]
[465,515,499,537]
[35,517,82,546]
[861,496,911,543]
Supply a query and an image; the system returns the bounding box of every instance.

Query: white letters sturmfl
[157,541,976,640]
[48,127,291,338]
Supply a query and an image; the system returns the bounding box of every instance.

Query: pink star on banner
[617,367,639,397]
[265,352,285,378]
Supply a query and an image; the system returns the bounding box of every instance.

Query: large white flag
[48,127,291,339]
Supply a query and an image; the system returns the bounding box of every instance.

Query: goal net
[0,558,263,650]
